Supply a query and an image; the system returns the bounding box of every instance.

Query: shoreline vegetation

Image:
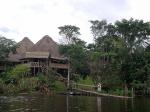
[1,18,150,97]
[0,69,133,98]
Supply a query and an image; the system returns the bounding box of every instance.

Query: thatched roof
[25,52,50,59]
[7,37,34,62]
[16,37,34,54]
[7,54,23,62]
[29,35,62,58]
[7,35,66,62]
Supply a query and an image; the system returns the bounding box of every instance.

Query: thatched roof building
[16,37,34,54]
[4,35,68,76]
[29,35,61,58]
[7,37,34,62]
[7,35,65,62]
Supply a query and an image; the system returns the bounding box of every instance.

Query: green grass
[77,76,94,85]
[54,81,67,92]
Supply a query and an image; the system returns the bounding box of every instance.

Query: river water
[0,94,150,112]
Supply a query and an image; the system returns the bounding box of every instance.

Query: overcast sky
[0,0,149,43]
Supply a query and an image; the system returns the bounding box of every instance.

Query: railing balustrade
[24,62,42,67]
[23,62,68,69]
[50,63,68,69]
[72,83,97,91]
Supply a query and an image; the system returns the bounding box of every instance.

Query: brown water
[0,94,150,112]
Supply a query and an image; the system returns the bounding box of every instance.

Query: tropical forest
[1,18,150,98]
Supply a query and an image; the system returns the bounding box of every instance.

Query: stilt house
[3,35,68,76]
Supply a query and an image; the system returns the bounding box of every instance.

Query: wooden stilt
[38,60,40,74]
[34,67,35,76]
[67,58,70,89]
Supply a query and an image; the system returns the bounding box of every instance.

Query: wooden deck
[71,83,133,99]
[73,88,133,99]
[24,62,68,69]
[50,63,68,69]
[25,62,42,67]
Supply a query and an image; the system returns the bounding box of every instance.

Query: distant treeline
[1,18,150,95]
[58,18,150,95]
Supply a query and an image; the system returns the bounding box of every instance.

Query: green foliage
[58,25,89,77]
[1,77,38,94]
[54,81,67,92]
[38,69,56,90]
[0,79,5,94]
[4,64,30,85]
[0,63,59,94]
[18,77,39,92]
[1,18,150,96]
[0,67,13,83]
[131,80,147,90]
[0,36,18,61]
[58,25,81,44]
[77,76,94,85]
[115,18,150,52]
[89,18,150,93]
[59,43,89,76]
[0,64,29,85]
[102,73,122,87]
[11,64,30,78]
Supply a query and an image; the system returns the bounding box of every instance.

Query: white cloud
[126,0,150,21]
[0,0,93,43]
[0,0,150,44]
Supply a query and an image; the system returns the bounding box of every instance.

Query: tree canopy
[58,25,89,77]
[0,36,18,61]
[89,18,150,89]
[58,25,81,44]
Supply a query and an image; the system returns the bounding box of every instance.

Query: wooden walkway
[71,83,133,99]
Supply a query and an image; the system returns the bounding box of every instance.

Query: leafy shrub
[18,77,39,92]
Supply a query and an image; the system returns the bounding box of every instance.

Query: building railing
[72,83,97,91]
[24,62,68,69]
[25,62,43,67]
[50,63,68,69]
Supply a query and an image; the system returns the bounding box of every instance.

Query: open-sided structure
[1,35,68,76]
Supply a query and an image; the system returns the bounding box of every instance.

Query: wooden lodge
[1,35,69,76]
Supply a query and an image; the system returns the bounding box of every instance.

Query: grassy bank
[77,76,94,85]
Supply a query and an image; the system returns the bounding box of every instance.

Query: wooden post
[46,59,48,75]
[67,58,70,89]
[124,83,128,96]
[97,97,102,112]
[38,60,40,74]
[66,95,69,112]
[34,66,35,76]
[132,87,134,98]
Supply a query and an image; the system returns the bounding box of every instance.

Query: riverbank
[73,88,133,99]
[0,75,133,98]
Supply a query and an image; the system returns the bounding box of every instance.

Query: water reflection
[66,95,69,112]
[97,97,101,112]
[0,94,150,112]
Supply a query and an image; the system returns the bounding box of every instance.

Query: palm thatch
[7,37,34,62]
[7,35,66,62]
[16,37,34,54]
[29,35,62,58]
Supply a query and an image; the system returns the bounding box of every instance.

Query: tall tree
[58,25,89,77]
[115,18,150,54]
[89,18,150,89]
[115,19,150,86]
[58,25,81,44]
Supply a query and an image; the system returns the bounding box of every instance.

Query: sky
[0,0,149,44]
